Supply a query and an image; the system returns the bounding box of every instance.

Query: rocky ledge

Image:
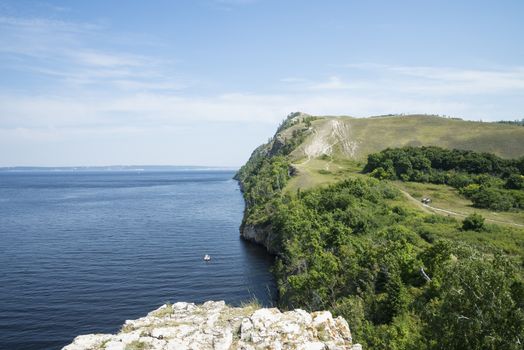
[240,223,277,254]
[63,301,361,350]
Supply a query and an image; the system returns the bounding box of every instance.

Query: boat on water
[203,254,211,261]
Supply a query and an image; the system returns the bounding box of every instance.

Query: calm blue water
[0,170,276,350]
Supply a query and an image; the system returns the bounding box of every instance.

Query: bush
[505,174,524,190]
[462,213,485,232]
[469,187,514,211]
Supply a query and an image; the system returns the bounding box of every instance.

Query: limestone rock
[62,301,361,350]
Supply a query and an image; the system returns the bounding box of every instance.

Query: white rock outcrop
[63,301,361,350]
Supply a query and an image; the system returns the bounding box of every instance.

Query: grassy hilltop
[269,113,524,227]
[236,112,524,350]
[289,113,524,161]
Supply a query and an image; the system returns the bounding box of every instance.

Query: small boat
[203,254,211,261]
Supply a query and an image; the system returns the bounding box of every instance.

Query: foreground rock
[63,301,361,350]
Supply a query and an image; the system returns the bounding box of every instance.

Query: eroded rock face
[63,301,361,350]
[240,224,277,254]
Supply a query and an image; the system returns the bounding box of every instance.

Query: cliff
[63,301,361,350]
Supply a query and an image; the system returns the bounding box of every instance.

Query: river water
[0,169,276,349]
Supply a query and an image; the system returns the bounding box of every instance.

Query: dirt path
[398,189,524,228]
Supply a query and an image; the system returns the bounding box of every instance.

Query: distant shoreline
[0,165,239,172]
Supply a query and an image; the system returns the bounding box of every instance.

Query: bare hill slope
[289,113,524,161]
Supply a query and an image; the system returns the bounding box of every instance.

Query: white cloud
[308,76,353,90]
[0,89,475,131]
[71,51,147,68]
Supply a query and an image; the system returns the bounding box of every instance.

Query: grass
[216,299,260,328]
[283,153,524,262]
[344,115,524,160]
[290,115,524,161]
[283,113,524,194]
[97,339,111,349]
[393,180,524,227]
[121,323,135,333]
[125,341,148,350]
[276,115,524,276]
[286,157,365,192]
[239,297,262,310]
[151,303,173,318]
[285,148,524,228]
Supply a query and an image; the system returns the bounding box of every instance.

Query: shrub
[469,187,514,211]
[462,213,485,232]
[505,174,524,190]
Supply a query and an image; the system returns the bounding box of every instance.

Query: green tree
[462,213,485,232]
[469,187,514,211]
[424,255,524,350]
[383,273,409,323]
[505,174,524,190]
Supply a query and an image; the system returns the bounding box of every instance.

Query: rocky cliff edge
[63,301,361,350]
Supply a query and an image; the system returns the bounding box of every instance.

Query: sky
[1,0,523,167]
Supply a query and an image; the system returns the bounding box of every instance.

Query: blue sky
[1,0,523,166]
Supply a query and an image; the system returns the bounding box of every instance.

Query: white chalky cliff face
[63,301,361,350]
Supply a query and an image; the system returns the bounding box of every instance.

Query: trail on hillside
[398,188,524,228]
[296,120,358,167]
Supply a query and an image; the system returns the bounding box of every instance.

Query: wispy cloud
[340,63,524,95]
[1,10,523,143]
[71,51,147,68]
[0,90,474,131]
[308,76,353,90]
[0,14,182,93]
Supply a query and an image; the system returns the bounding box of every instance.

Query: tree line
[364,146,524,211]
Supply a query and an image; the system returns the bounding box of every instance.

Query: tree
[382,273,409,323]
[424,255,524,350]
[505,174,524,190]
[469,187,514,211]
[462,213,485,232]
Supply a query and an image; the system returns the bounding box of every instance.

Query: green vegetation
[393,180,524,227]
[365,146,524,212]
[125,341,148,350]
[235,151,290,226]
[239,297,262,310]
[151,303,173,318]
[462,213,485,232]
[235,113,323,226]
[237,115,524,349]
[317,114,524,160]
[496,119,524,126]
[276,112,319,133]
[247,174,524,349]
[424,252,524,350]
[274,179,524,349]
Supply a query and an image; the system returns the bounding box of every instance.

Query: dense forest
[236,131,524,349]
[364,146,524,211]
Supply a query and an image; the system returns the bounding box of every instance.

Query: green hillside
[270,113,524,227]
[291,113,524,162]
[236,112,524,349]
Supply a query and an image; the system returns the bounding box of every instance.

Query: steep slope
[292,114,524,162]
